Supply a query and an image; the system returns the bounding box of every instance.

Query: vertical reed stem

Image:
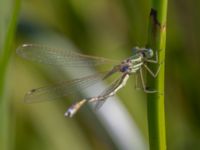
[146,0,167,149]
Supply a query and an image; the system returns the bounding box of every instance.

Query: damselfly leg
[143,63,161,78]
[139,68,157,93]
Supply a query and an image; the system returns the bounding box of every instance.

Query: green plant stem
[0,0,20,150]
[146,0,167,150]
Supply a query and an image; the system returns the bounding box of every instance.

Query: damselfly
[17,44,161,117]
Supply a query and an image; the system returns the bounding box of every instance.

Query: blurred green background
[0,0,200,150]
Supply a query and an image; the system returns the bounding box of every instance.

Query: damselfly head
[141,48,154,58]
[132,47,154,58]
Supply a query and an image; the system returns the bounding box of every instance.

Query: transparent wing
[16,44,119,67]
[24,72,108,103]
[94,75,122,109]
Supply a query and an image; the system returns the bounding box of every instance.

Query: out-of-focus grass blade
[0,0,20,150]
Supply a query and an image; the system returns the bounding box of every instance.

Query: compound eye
[147,49,154,58]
